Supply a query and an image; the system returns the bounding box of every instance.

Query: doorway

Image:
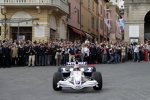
[10,27,32,41]
[50,28,56,40]
[144,11,150,41]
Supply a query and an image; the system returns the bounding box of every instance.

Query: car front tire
[53,72,62,91]
[92,72,102,90]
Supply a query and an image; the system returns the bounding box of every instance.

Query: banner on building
[35,26,45,37]
[129,25,139,37]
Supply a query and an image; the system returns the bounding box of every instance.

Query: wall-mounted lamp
[36,6,41,14]
[36,22,39,26]
[1,6,7,15]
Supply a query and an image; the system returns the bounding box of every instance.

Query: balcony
[0,0,69,14]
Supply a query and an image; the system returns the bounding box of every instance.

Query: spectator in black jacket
[44,43,49,66]
[35,43,40,66]
[89,44,97,64]
[2,44,11,67]
[47,44,52,66]
[18,44,25,66]
[51,45,56,66]
[24,43,30,66]
[39,44,45,66]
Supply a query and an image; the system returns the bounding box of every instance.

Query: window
[100,5,102,14]
[50,28,56,40]
[91,16,94,29]
[92,1,94,11]
[77,9,80,24]
[100,20,103,30]
[96,18,99,31]
[68,3,71,18]
[81,15,83,27]
[106,11,110,19]
[81,0,83,4]
[94,17,97,30]
[96,4,98,15]
[88,18,91,30]
[107,12,109,18]
[88,0,90,9]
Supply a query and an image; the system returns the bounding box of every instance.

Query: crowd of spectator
[0,39,150,68]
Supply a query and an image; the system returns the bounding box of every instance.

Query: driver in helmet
[73,61,80,71]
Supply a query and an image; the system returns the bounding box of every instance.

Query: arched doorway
[10,11,33,41]
[144,11,150,41]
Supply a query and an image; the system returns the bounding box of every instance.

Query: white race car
[53,62,102,91]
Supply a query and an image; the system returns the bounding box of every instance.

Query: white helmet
[74,64,79,69]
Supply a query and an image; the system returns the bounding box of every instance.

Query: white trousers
[28,55,35,66]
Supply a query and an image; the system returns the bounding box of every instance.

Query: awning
[70,27,85,36]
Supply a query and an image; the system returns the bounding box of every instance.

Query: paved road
[0,62,150,100]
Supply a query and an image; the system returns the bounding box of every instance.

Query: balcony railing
[0,0,69,14]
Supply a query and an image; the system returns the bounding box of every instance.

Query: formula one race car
[53,62,102,91]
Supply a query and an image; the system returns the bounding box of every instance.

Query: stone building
[0,0,69,41]
[80,0,99,42]
[67,0,83,41]
[67,0,110,42]
[124,0,150,43]
[80,0,110,42]
[100,0,110,42]
[108,4,122,43]
[102,1,123,43]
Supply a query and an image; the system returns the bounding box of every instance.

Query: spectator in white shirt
[133,42,140,62]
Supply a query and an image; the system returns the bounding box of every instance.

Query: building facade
[67,0,109,42]
[124,0,150,43]
[80,0,110,42]
[99,0,110,42]
[0,0,69,41]
[0,0,123,43]
[80,0,98,42]
[67,0,84,41]
[109,5,122,42]
[103,1,123,43]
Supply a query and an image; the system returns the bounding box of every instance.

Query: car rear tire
[92,72,102,90]
[58,67,62,72]
[53,72,62,91]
